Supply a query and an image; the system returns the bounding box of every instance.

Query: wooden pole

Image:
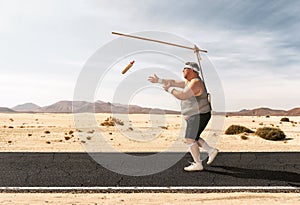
[194,45,206,86]
[112,32,208,53]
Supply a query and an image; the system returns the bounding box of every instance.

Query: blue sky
[0,0,299,111]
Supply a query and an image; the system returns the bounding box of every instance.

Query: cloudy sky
[0,0,299,111]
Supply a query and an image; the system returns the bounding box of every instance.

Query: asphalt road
[0,152,299,188]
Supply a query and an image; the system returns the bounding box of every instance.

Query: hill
[8,101,300,116]
[0,107,16,113]
[22,100,181,114]
[12,103,40,112]
[226,107,300,116]
[287,108,300,116]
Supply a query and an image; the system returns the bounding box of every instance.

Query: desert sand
[0,113,299,152]
[0,113,299,204]
[0,192,299,205]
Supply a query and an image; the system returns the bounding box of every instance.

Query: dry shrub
[240,135,248,140]
[255,127,286,141]
[100,116,124,126]
[280,117,289,122]
[159,126,168,130]
[225,125,254,135]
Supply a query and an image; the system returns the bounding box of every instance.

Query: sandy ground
[0,193,299,205]
[0,113,299,152]
[0,113,299,204]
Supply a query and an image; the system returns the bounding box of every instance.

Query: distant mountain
[37,101,86,113]
[287,108,300,116]
[30,100,181,114]
[0,107,16,113]
[12,103,40,112]
[7,101,300,116]
[226,107,300,116]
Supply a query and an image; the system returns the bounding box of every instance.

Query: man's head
[183,62,200,80]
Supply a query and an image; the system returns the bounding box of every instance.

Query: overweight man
[148,62,218,171]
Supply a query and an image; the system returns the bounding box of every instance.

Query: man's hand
[163,82,171,92]
[147,74,159,83]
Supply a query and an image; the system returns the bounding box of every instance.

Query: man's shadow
[206,165,300,186]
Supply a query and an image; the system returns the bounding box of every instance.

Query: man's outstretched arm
[148,74,185,88]
[164,79,204,100]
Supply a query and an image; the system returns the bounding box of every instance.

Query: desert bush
[100,116,124,126]
[255,127,286,141]
[240,134,248,140]
[280,117,289,122]
[65,136,71,140]
[159,126,168,130]
[225,125,254,135]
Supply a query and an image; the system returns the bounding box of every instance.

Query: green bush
[255,127,286,141]
[225,125,254,135]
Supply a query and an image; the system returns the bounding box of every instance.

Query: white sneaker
[184,162,203,172]
[207,149,219,165]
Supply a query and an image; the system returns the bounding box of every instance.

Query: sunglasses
[183,67,192,72]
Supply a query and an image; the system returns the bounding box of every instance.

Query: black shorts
[185,112,211,141]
